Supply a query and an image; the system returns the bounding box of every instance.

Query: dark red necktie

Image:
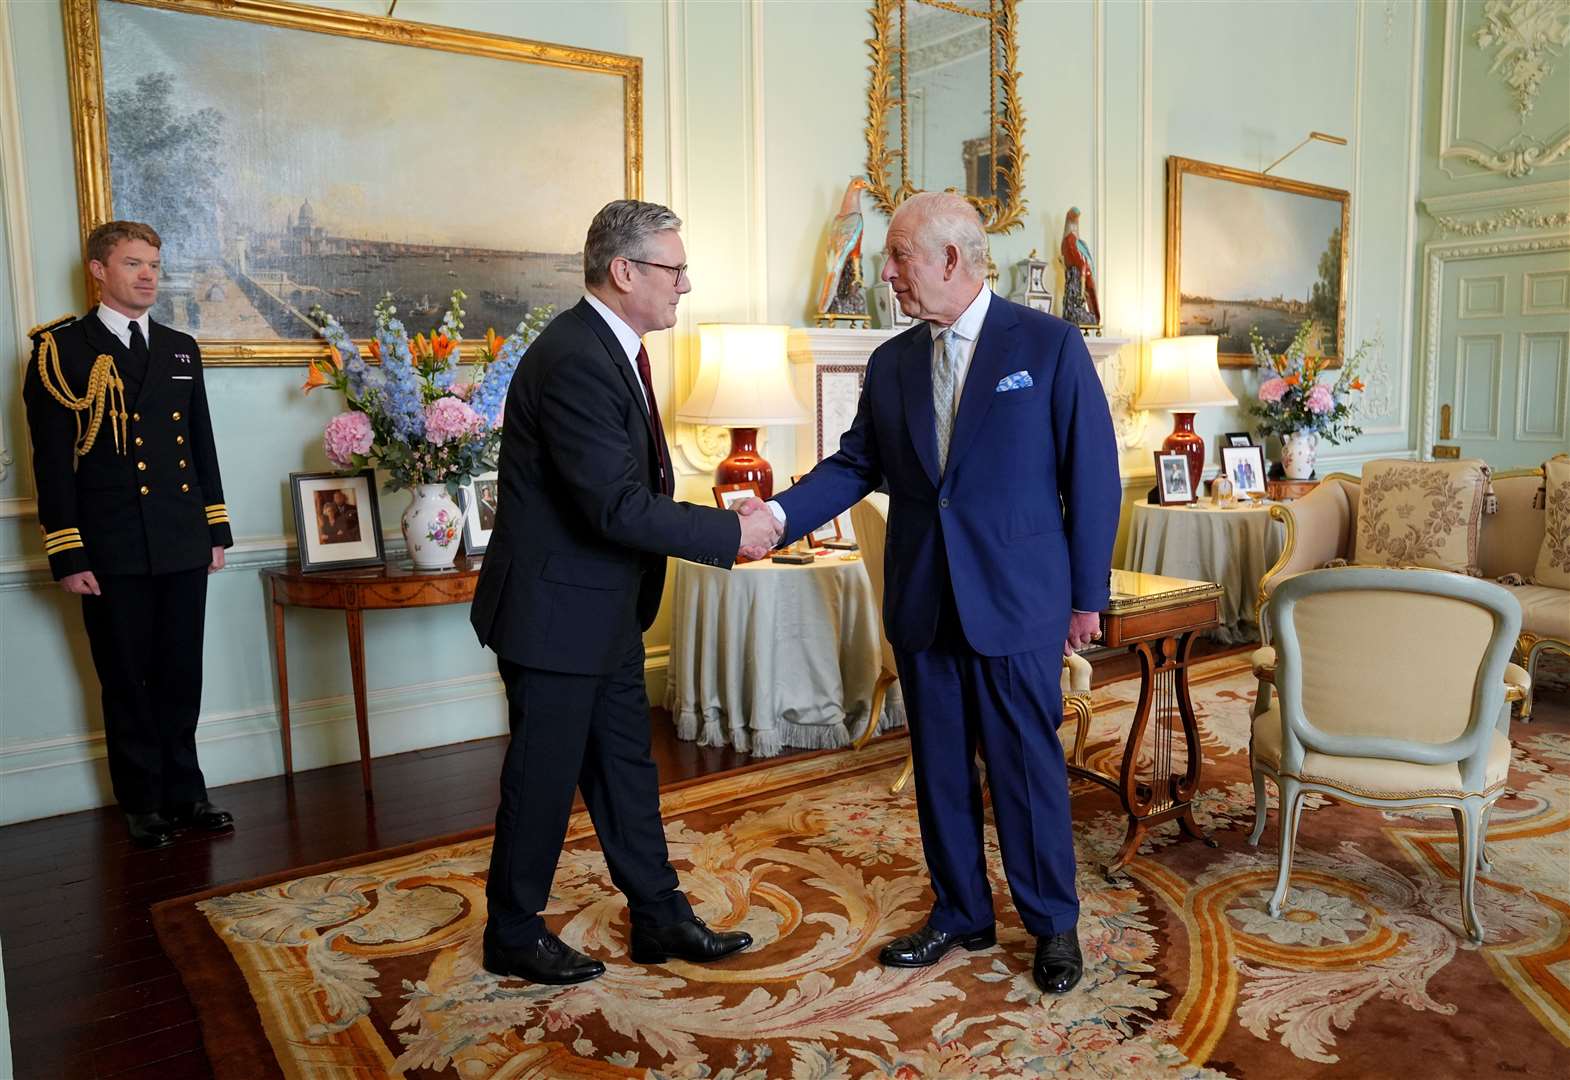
[635,344,674,496]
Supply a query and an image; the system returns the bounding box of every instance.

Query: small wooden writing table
[263,557,482,795]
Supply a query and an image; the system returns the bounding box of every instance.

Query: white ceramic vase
[1281,431,1319,480]
[401,483,462,570]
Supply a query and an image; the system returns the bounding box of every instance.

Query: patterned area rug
[153,659,1570,1078]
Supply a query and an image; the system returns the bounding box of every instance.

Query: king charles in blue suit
[771,193,1120,995]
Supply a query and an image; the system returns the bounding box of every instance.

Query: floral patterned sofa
[1255,461,1568,720]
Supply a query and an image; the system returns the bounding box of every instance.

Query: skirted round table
[665,555,906,757]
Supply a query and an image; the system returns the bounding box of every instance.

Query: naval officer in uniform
[23,220,235,848]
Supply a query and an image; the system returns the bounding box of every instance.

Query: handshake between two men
[732,497,784,562]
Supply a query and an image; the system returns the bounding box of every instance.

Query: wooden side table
[263,557,482,795]
[1265,477,1319,501]
[1070,570,1225,878]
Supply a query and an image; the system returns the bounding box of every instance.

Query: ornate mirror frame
[865,0,1027,233]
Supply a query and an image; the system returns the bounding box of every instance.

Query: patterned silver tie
[933,328,960,474]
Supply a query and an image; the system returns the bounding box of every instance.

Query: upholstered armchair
[1253,463,1565,721]
[847,496,1094,796]
[1248,567,1528,944]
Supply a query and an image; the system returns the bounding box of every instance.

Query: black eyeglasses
[627,258,690,284]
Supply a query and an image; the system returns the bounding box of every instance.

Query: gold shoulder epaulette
[34,324,127,459]
[28,313,76,340]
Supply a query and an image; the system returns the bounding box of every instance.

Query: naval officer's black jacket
[22,311,233,579]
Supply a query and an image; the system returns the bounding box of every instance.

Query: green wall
[0,0,1454,823]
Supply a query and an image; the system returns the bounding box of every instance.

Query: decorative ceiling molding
[1439,0,1570,178]
[1422,178,1570,237]
[1431,205,1570,236]
[1474,0,1570,119]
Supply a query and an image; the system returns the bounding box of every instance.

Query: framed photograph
[808,517,843,546]
[713,482,762,510]
[1222,444,1269,497]
[456,471,499,557]
[1224,432,1255,449]
[289,469,385,572]
[1165,156,1349,367]
[1154,451,1196,506]
[64,0,640,365]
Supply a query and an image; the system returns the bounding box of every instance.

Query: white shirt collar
[95,303,151,349]
[582,293,643,365]
[928,285,991,342]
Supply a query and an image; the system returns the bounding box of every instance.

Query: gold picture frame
[1164,156,1349,368]
[865,0,1027,234]
[63,0,642,366]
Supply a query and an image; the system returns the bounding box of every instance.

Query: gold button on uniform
[172,411,182,421]
[132,412,140,422]
[176,435,185,445]
[137,461,147,471]
[181,483,190,493]
[139,485,149,495]
[134,436,144,447]
[179,459,187,469]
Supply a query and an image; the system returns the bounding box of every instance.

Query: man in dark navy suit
[469,200,780,985]
[771,192,1121,994]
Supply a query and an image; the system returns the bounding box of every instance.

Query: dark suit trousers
[485,638,693,948]
[894,580,1080,938]
[80,567,210,814]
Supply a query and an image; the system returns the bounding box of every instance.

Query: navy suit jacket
[774,296,1121,657]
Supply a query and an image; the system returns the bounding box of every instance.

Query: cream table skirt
[665,556,906,757]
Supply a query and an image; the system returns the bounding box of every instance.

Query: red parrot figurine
[1060,206,1101,327]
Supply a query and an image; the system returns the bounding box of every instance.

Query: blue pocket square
[996,370,1034,392]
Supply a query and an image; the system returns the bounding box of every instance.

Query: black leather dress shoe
[629,916,752,964]
[483,932,605,985]
[878,923,996,968]
[165,800,235,832]
[1033,930,1083,994]
[126,811,176,849]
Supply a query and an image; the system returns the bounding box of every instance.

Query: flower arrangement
[304,290,552,493]
[1246,320,1372,445]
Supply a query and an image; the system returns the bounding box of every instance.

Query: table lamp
[675,323,809,499]
[1133,335,1235,495]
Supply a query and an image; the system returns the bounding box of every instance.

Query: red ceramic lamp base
[1163,412,1206,495]
[714,427,774,500]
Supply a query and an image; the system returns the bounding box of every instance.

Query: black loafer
[483,932,605,985]
[878,923,996,968]
[125,811,176,849]
[629,916,752,964]
[165,800,235,832]
[1033,930,1083,994]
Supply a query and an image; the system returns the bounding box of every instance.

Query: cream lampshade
[1133,336,1236,495]
[675,323,809,499]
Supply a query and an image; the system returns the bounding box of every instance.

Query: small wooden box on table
[1072,570,1225,879]
[263,557,482,795]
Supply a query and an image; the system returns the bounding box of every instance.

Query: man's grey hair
[583,199,682,286]
[896,191,989,274]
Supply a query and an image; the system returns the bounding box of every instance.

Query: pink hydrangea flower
[448,381,476,401]
[1258,378,1289,403]
[424,395,482,445]
[323,410,373,468]
[1305,384,1334,414]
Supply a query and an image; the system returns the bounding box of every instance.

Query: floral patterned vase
[1281,431,1319,480]
[401,484,462,570]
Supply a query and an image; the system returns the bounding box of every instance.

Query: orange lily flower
[1351,378,1365,391]
[485,328,502,358]
[1284,374,1301,387]
[301,361,329,394]
[411,333,427,360]
[368,338,382,361]
[432,333,454,361]
[326,345,343,370]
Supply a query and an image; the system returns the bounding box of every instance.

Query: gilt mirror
[866,0,1026,233]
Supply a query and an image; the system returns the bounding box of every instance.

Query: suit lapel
[944,298,1020,476]
[573,299,656,447]
[899,327,941,489]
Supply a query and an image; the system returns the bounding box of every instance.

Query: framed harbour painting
[63,0,641,365]
[1164,156,1348,368]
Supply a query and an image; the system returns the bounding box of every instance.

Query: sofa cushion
[1532,455,1570,590]
[1352,459,1490,575]
[1510,584,1570,641]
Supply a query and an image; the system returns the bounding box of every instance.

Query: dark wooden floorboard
[0,643,1250,1077]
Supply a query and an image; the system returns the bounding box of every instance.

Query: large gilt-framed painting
[63,0,641,365]
[1164,157,1349,368]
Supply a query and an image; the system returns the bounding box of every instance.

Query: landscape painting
[67,0,640,364]
[1165,157,1348,367]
